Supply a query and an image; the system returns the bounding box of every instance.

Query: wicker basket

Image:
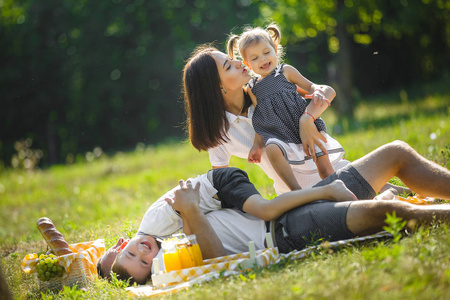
[38,257,92,291]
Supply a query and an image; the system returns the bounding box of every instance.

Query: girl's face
[242,40,278,78]
[212,51,251,92]
[116,235,159,283]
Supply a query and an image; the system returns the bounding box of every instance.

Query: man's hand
[165,180,201,214]
[166,179,227,258]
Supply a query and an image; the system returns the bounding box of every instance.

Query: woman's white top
[208,105,349,194]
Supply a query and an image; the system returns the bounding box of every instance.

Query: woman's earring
[221,87,227,94]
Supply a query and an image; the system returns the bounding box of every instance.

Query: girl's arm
[242,180,357,221]
[284,64,335,160]
[284,64,336,115]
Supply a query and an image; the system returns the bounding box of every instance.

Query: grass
[1,82,449,299]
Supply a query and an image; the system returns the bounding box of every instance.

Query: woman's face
[211,51,251,91]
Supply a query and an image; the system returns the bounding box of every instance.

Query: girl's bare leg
[316,154,335,179]
[266,144,302,191]
[352,140,450,200]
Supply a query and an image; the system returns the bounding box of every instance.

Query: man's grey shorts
[274,163,376,253]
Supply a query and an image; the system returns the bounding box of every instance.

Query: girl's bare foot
[327,180,358,201]
[374,188,398,200]
[379,183,411,196]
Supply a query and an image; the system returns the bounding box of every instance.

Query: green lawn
[1,84,449,299]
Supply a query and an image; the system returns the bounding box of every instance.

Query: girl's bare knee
[266,144,282,159]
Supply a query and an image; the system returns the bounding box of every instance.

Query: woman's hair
[183,45,230,151]
[110,252,152,285]
[227,23,284,63]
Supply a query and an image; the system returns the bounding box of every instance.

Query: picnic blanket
[22,239,105,290]
[127,231,392,297]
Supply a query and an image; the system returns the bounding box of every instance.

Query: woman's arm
[242,180,357,221]
[248,133,263,163]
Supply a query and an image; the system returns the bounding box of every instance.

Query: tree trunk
[333,0,354,118]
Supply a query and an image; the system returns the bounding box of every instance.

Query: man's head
[111,234,159,285]
[97,237,126,279]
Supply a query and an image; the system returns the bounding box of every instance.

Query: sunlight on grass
[0,87,449,299]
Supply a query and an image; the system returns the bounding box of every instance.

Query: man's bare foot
[328,180,358,201]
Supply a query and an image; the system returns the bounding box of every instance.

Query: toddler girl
[227,23,345,190]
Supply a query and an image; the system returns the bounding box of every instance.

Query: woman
[183,46,359,194]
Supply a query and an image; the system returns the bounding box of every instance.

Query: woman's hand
[248,144,262,163]
[299,115,328,162]
[305,90,330,107]
[248,133,264,163]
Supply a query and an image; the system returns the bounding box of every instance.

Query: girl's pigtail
[227,34,240,60]
[266,23,281,45]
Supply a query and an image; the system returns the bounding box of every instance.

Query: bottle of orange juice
[162,238,182,272]
[187,234,203,266]
[175,236,196,269]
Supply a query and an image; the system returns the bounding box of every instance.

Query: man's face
[115,235,159,283]
[99,237,125,278]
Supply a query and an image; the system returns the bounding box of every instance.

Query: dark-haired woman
[183,46,350,194]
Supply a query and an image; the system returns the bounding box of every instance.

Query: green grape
[39,260,45,266]
[49,254,56,258]
[42,264,47,271]
[52,266,57,272]
[45,258,51,264]
[39,254,45,260]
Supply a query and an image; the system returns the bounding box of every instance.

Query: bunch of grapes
[36,254,64,281]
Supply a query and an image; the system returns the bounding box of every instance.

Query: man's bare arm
[166,180,226,258]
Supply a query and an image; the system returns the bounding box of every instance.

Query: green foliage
[0,87,449,299]
[383,212,407,243]
[1,0,449,167]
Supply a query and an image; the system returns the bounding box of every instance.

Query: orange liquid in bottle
[191,243,204,266]
[163,251,182,272]
[177,245,196,269]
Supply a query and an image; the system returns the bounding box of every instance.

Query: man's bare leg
[352,140,450,200]
[346,200,450,236]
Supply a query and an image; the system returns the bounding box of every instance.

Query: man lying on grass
[98,141,450,285]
